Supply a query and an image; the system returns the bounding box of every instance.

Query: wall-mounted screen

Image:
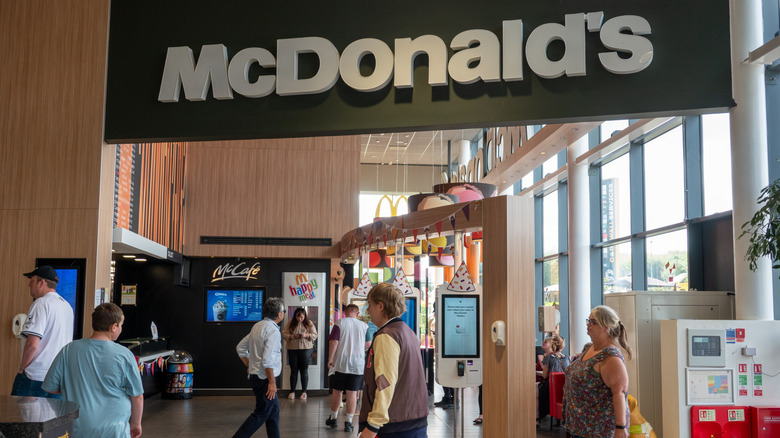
[205,287,264,322]
[37,258,86,339]
[400,297,417,333]
[441,294,479,358]
[55,268,79,316]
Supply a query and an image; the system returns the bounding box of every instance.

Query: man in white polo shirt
[325,303,370,433]
[12,265,74,398]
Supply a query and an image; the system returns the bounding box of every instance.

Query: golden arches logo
[374,195,408,218]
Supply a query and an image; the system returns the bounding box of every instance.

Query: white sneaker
[287,392,295,399]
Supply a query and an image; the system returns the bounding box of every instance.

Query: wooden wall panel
[0,1,112,394]
[183,136,360,259]
[133,143,187,251]
[482,196,536,437]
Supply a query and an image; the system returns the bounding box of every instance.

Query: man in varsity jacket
[359,283,428,438]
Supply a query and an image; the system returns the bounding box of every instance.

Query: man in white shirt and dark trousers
[232,297,286,438]
[12,266,73,398]
[326,303,369,433]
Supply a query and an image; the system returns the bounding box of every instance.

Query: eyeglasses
[586,318,598,326]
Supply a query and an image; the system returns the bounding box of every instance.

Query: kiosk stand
[435,262,482,438]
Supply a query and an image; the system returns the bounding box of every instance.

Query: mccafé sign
[105,0,732,143]
[158,13,652,102]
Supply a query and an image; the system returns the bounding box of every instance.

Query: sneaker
[433,398,453,407]
[344,421,354,432]
[287,392,295,400]
[325,417,338,429]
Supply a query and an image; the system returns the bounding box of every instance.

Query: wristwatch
[615,424,627,430]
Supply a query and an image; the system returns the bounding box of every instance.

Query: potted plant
[739,178,780,274]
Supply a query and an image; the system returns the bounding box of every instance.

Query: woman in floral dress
[564,306,632,438]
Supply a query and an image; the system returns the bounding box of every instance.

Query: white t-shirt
[330,317,368,375]
[21,291,74,381]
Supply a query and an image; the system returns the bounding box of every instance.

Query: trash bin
[163,350,194,399]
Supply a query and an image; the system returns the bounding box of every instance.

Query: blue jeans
[232,375,280,438]
[11,373,61,399]
[376,426,427,438]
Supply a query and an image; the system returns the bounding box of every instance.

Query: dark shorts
[330,372,364,391]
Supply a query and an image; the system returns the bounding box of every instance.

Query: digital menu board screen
[205,287,264,322]
[400,297,417,333]
[441,294,480,358]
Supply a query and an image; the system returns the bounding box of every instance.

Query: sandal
[300,392,307,400]
[287,392,295,399]
[473,416,483,425]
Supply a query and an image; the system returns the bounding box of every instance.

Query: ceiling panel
[361,129,482,165]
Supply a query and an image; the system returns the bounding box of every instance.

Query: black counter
[118,336,169,356]
[118,337,172,397]
[0,396,78,438]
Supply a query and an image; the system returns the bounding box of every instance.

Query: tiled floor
[142,386,568,437]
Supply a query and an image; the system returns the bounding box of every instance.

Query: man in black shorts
[326,304,370,432]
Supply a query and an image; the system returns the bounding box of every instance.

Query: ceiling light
[135,258,147,262]
[123,255,136,259]
[540,151,546,155]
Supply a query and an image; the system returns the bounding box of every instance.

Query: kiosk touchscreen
[435,262,482,388]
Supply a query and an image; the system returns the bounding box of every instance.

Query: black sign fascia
[105,0,733,143]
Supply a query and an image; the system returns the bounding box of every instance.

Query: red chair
[549,372,565,430]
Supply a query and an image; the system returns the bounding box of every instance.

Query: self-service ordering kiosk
[435,263,482,388]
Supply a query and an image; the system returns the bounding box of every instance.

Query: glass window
[543,258,559,306]
[645,126,685,230]
[646,229,688,291]
[702,113,733,215]
[601,154,631,240]
[359,194,409,225]
[600,120,630,143]
[603,242,632,293]
[542,155,558,178]
[521,172,534,191]
[543,190,559,256]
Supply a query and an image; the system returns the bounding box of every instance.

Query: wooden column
[482,195,535,437]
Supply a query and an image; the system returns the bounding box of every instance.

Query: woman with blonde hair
[564,305,633,438]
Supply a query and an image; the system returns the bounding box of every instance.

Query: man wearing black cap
[11,266,74,398]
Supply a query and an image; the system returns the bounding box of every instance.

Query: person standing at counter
[42,303,144,438]
[12,266,73,399]
[232,297,286,438]
[282,307,318,400]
